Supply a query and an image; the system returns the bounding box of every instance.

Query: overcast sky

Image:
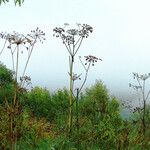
[0,0,150,101]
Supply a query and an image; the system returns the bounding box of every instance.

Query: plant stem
[21,39,37,83]
[76,88,79,150]
[79,62,91,93]
[142,80,146,136]
[68,55,74,134]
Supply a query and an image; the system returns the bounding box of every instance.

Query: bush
[25,87,56,121]
[0,62,14,105]
[51,88,69,128]
[78,80,123,149]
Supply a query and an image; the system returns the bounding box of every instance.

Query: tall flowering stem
[79,55,102,93]
[0,28,45,150]
[129,73,150,137]
[53,23,99,134]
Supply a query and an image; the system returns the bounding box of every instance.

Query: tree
[80,80,109,124]
[79,81,123,149]
[0,0,24,6]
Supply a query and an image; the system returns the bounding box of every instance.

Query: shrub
[25,87,56,121]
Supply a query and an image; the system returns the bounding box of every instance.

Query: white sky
[1,0,150,100]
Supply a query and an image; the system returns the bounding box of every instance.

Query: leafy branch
[0,0,24,6]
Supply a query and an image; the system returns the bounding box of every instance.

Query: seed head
[84,55,102,66]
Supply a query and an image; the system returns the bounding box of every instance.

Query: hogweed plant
[79,55,102,93]
[53,23,101,134]
[0,27,45,150]
[129,72,150,137]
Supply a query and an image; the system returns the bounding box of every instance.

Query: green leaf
[0,0,8,5]
[0,0,24,6]
[15,0,24,6]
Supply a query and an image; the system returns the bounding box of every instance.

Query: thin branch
[79,56,86,71]
[145,90,150,101]
[72,35,75,56]
[10,47,16,73]
[13,45,19,106]
[27,44,32,57]
[142,80,145,100]
[78,62,91,93]
[21,78,26,88]
[74,37,83,55]
[60,34,72,56]
[138,97,142,108]
[75,36,82,47]
[136,77,142,93]
[12,45,17,54]
[4,96,10,109]
[21,38,37,87]
[15,45,20,82]
[0,39,7,55]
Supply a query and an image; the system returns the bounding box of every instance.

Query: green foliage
[0,63,14,105]
[80,80,109,123]
[15,0,24,6]
[0,62,13,86]
[0,0,24,6]
[11,111,55,150]
[52,89,69,127]
[52,88,69,115]
[25,87,56,121]
[0,0,9,5]
[0,106,9,149]
[78,81,123,149]
[0,83,15,105]
[1,64,150,149]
